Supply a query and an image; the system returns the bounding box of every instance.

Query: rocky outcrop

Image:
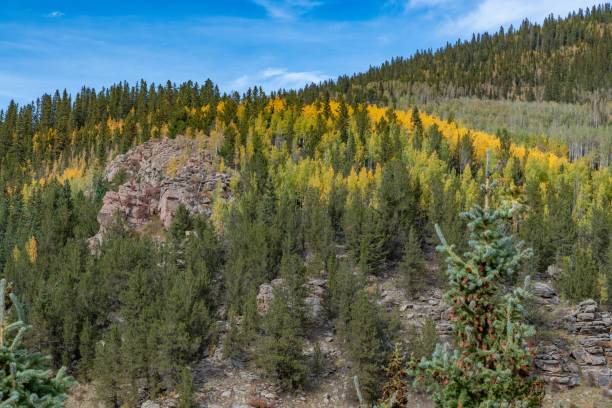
[566,299,611,336]
[374,275,453,340]
[567,300,612,388]
[534,343,581,388]
[535,299,612,391]
[92,136,231,243]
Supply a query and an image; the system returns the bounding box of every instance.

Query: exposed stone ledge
[91,136,231,245]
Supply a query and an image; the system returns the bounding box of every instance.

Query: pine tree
[410,175,543,406]
[326,260,362,332]
[256,253,307,390]
[425,124,445,157]
[336,97,350,143]
[94,325,123,407]
[177,366,195,408]
[411,107,423,150]
[359,207,387,276]
[521,177,548,273]
[378,159,418,262]
[346,292,392,403]
[0,279,75,406]
[398,227,426,296]
[590,205,610,266]
[223,309,245,359]
[457,132,475,174]
[496,128,512,168]
[408,318,438,361]
[558,245,599,302]
[169,204,193,243]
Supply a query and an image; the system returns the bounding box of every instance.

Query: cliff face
[91,136,230,243]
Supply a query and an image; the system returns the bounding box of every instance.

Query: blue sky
[0,0,595,107]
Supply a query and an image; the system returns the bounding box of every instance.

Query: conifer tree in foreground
[0,279,75,406]
[410,155,543,407]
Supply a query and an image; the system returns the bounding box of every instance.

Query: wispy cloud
[229,67,328,91]
[253,0,322,20]
[440,0,589,35]
[46,11,65,18]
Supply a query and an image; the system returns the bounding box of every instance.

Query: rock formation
[92,136,231,244]
[535,298,611,391]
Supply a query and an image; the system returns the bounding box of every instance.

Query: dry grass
[542,386,612,408]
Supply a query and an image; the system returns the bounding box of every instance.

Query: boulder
[578,299,598,314]
[531,281,559,304]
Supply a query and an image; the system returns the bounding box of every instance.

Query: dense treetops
[304,4,611,105]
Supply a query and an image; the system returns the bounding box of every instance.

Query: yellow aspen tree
[25,236,38,264]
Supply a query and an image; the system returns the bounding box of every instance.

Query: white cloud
[229,67,328,91]
[46,11,65,18]
[443,0,591,35]
[253,0,322,20]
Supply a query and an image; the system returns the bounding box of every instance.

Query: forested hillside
[300,4,611,168]
[0,76,609,405]
[305,4,611,105]
[0,3,610,407]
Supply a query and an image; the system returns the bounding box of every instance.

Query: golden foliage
[25,236,37,264]
[11,246,21,262]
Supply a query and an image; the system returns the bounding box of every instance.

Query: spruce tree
[0,279,75,406]
[411,157,543,407]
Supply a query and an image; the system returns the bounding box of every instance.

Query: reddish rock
[91,136,231,244]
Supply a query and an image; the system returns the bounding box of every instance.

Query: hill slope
[303,4,611,105]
